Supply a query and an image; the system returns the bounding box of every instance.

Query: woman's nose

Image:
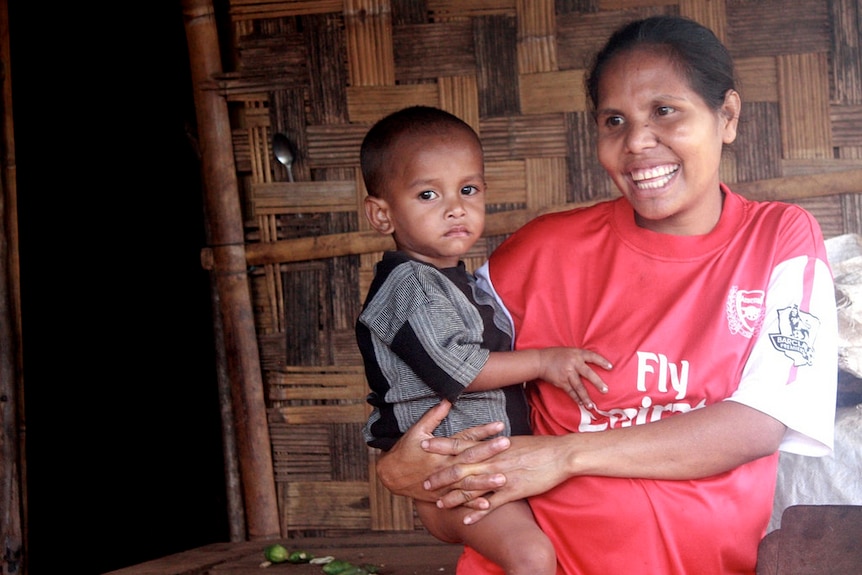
[625,122,659,153]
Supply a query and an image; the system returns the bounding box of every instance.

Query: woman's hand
[422,433,574,524]
[421,401,788,525]
[376,400,509,503]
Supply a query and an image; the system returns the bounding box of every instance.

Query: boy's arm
[468,350,541,391]
[469,348,611,409]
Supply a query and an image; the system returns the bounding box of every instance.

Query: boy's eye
[461,185,479,196]
[418,190,437,200]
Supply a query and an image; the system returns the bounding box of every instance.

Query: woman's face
[595,48,740,235]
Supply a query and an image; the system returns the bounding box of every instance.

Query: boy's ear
[364,196,394,234]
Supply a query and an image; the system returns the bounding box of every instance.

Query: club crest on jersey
[726,287,765,338]
[769,305,819,366]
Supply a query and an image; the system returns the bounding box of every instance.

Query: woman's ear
[721,89,741,145]
[364,195,394,234]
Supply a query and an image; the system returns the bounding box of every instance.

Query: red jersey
[463,187,837,575]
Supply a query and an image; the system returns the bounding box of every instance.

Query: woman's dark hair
[586,15,737,114]
[360,106,480,197]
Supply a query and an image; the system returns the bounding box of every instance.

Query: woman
[375,15,838,575]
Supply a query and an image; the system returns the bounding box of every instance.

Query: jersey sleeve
[359,263,490,402]
[475,261,515,345]
[727,209,838,456]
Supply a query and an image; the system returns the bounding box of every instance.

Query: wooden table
[757,505,862,575]
[103,531,463,575]
[106,504,862,575]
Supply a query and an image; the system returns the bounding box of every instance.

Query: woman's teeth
[631,165,678,189]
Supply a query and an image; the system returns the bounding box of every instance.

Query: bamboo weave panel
[368,448,414,531]
[252,181,358,214]
[267,365,367,402]
[217,0,862,538]
[270,422,331,481]
[282,481,370,531]
[519,70,587,114]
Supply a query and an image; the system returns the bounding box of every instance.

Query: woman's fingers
[419,422,506,459]
[436,486,497,510]
[422,436,510,492]
[416,399,454,432]
[454,435,571,523]
[376,400,454,499]
[422,434,510,465]
[461,496,502,525]
[422,432,508,457]
[452,421,506,442]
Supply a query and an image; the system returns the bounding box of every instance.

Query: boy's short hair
[360,106,481,197]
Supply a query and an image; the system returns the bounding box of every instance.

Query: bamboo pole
[201,169,862,267]
[182,0,280,540]
[0,0,25,571]
[207,227,247,541]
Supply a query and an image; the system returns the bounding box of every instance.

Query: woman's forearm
[564,400,786,479]
[426,401,786,521]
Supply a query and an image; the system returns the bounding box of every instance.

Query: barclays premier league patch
[769,305,820,366]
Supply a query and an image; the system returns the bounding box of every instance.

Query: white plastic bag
[826,234,862,378]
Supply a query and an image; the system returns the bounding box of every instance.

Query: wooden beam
[183,0,280,540]
[0,0,25,571]
[201,169,862,268]
[732,169,862,201]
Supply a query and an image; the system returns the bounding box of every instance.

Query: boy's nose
[445,196,467,217]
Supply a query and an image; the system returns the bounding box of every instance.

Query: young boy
[355,106,612,575]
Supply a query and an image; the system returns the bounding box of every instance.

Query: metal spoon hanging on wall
[273,132,295,182]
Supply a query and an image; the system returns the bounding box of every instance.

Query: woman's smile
[630,163,679,191]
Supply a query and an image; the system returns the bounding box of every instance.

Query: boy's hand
[538,348,612,409]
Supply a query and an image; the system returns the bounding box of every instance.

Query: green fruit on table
[287,549,314,563]
[263,543,290,563]
[321,559,357,574]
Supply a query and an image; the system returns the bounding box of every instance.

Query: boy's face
[365,128,486,269]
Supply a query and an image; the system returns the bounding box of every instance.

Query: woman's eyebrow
[595,107,622,116]
[597,94,690,115]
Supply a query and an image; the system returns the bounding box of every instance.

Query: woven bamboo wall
[213,0,862,537]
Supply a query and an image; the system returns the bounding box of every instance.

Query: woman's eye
[418,190,437,201]
[604,115,624,128]
[461,185,479,196]
[656,105,674,116]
